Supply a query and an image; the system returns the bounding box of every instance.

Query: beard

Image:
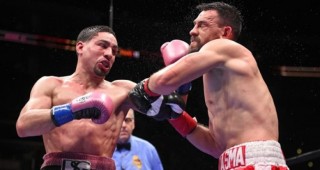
[189,37,202,53]
[94,66,109,77]
[189,45,201,53]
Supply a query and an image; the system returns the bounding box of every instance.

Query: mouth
[190,36,196,43]
[120,131,128,136]
[101,60,110,68]
[97,60,110,72]
[189,40,197,47]
[190,40,196,47]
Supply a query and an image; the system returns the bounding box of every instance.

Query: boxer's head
[189,2,243,52]
[77,25,116,43]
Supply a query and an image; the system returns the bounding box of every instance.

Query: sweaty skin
[148,10,278,158]
[16,31,137,158]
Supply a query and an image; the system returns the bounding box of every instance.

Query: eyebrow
[100,40,118,49]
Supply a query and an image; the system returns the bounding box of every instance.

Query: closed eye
[99,40,118,56]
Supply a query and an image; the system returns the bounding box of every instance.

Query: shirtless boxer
[129,2,289,170]
[16,25,139,170]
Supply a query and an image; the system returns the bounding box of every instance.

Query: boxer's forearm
[151,39,192,96]
[16,109,56,137]
[186,124,221,158]
[148,65,184,95]
[147,77,173,95]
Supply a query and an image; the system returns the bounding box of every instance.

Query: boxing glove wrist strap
[143,79,160,97]
[51,103,74,126]
[168,111,197,137]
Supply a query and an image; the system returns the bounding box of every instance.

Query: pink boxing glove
[161,40,192,95]
[51,92,114,126]
[161,39,189,66]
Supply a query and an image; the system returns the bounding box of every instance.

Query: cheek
[110,57,116,65]
[87,46,102,54]
[82,47,95,56]
[205,31,221,41]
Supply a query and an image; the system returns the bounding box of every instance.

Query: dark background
[1,0,320,169]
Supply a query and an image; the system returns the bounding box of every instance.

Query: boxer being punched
[129,2,289,170]
[16,25,140,170]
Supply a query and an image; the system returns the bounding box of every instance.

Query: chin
[190,43,200,52]
[189,47,199,53]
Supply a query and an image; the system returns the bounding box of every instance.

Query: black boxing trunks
[40,152,115,170]
[218,140,289,170]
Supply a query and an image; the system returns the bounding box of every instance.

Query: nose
[104,47,113,59]
[189,25,198,36]
[122,121,126,126]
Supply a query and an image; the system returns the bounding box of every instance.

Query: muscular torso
[43,77,134,157]
[203,51,279,155]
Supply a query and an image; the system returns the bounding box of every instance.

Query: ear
[222,26,233,39]
[76,41,84,54]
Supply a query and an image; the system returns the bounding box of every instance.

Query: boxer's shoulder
[38,75,63,82]
[34,76,64,89]
[111,79,136,89]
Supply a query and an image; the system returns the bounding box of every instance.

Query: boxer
[128,2,290,170]
[16,25,139,170]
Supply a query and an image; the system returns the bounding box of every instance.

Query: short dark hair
[196,2,243,40]
[76,25,116,43]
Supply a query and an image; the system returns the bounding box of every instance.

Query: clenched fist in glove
[161,39,192,95]
[161,39,189,66]
[128,79,186,121]
[165,94,197,137]
[128,79,162,114]
[129,79,197,136]
[51,92,113,126]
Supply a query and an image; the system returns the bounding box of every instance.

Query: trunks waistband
[41,152,115,170]
[218,140,288,170]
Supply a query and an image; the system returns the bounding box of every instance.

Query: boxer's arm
[161,97,220,157]
[147,54,200,95]
[163,96,197,137]
[148,39,235,95]
[164,93,219,157]
[166,106,220,158]
[110,79,141,111]
[186,124,221,158]
[16,76,59,137]
[160,40,192,99]
[168,111,197,137]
